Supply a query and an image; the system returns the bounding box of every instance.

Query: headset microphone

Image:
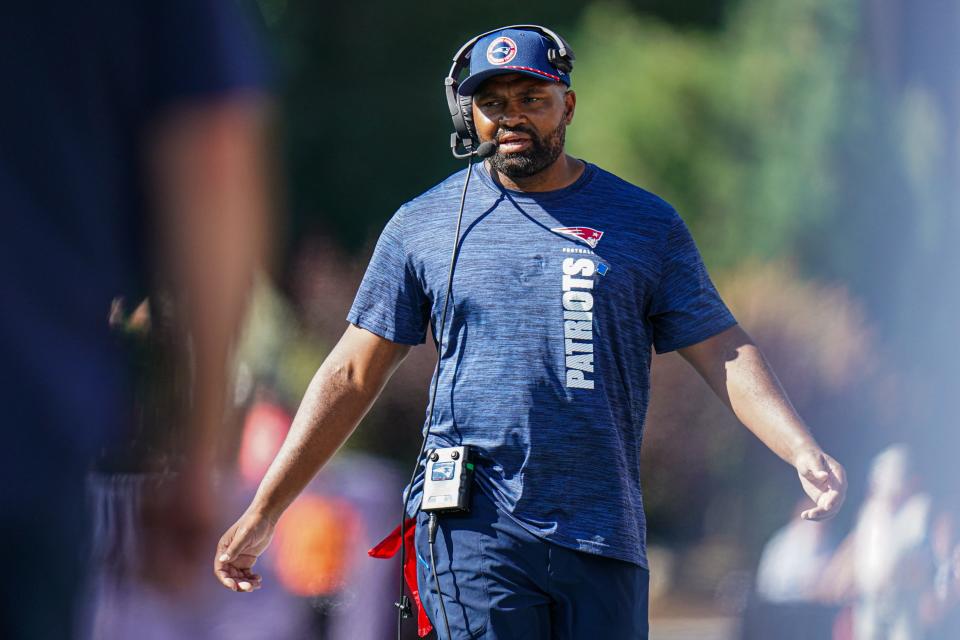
[475,140,498,159]
[452,137,499,160]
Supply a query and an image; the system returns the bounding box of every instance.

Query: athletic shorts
[414,488,650,639]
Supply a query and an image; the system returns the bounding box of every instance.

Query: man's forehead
[473,74,562,96]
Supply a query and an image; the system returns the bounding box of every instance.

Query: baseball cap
[458,27,572,96]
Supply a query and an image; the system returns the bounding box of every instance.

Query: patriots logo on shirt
[551,226,604,248]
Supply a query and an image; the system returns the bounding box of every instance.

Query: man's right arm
[214,324,410,592]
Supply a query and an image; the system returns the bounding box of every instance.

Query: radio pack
[421,445,475,513]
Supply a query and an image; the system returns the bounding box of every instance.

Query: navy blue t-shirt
[349,161,736,567]
[0,1,268,500]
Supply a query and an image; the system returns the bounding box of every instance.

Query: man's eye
[523,96,544,103]
[481,100,502,108]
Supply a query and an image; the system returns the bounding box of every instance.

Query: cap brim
[458,67,567,96]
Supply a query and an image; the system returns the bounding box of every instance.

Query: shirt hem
[346,312,426,346]
[654,315,738,354]
[475,482,649,569]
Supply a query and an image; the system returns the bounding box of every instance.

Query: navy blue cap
[458,28,571,96]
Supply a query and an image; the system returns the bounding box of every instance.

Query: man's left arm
[678,324,847,521]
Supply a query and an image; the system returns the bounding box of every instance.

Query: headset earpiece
[459,94,475,141]
[445,76,477,155]
[547,49,573,74]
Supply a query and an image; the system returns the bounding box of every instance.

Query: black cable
[396,156,476,640]
[428,513,452,640]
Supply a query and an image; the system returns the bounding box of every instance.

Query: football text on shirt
[561,258,596,390]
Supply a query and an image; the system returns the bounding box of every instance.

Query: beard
[488,118,567,179]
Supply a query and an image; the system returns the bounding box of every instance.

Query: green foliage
[567,0,861,268]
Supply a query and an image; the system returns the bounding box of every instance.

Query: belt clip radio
[421,445,475,513]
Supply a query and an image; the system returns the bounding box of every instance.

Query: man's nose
[499,100,526,126]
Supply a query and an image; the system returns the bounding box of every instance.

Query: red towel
[368,518,433,637]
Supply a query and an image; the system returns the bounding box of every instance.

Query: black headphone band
[445,24,575,157]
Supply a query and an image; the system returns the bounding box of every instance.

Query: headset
[445,24,575,159]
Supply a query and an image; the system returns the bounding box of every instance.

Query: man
[0,2,270,637]
[215,26,846,639]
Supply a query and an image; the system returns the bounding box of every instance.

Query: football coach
[215,25,847,639]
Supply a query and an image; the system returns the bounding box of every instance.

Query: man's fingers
[801,504,830,520]
[815,491,841,517]
[823,489,842,511]
[215,532,232,563]
[215,565,262,592]
[237,575,263,592]
[216,571,238,591]
[827,459,847,484]
[796,452,847,522]
[827,461,848,499]
[218,526,253,564]
[214,515,273,593]
[801,466,831,490]
[800,507,823,521]
[801,489,842,521]
[801,507,837,521]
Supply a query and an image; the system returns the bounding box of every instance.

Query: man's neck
[486,153,584,193]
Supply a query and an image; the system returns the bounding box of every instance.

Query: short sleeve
[145,0,271,112]
[648,216,737,353]
[347,210,431,345]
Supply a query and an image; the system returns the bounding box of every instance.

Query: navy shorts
[414,489,650,639]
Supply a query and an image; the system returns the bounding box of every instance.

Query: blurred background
[79,0,959,638]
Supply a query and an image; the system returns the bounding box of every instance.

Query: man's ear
[564,90,577,124]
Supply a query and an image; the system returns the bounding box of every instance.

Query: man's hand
[214,511,275,592]
[795,449,847,521]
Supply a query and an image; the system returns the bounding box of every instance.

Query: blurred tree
[567,0,860,268]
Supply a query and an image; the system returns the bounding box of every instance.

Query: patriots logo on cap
[486,37,518,65]
[552,226,604,248]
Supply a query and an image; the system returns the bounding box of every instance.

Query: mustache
[496,124,539,141]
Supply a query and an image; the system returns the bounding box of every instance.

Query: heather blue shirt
[348,161,736,567]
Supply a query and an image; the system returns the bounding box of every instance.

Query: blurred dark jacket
[0,2,267,637]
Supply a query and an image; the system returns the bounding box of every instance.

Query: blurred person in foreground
[923,504,960,639]
[215,26,846,638]
[817,444,937,640]
[0,1,271,638]
[742,499,840,639]
[847,445,933,640]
